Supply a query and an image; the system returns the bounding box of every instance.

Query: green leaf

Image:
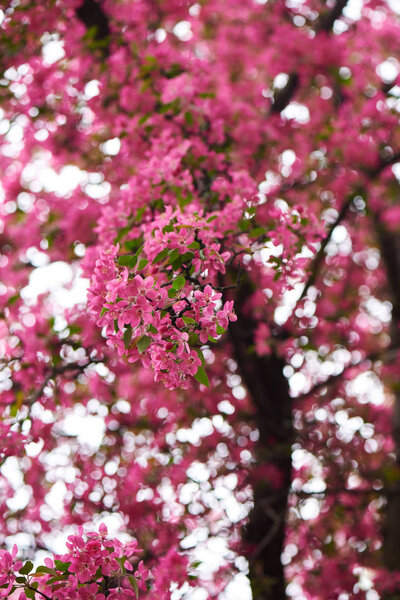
[138,114,150,125]
[35,566,56,574]
[216,325,226,335]
[137,335,151,354]
[152,248,169,264]
[128,575,139,598]
[188,333,199,345]
[19,561,33,575]
[184,111,194,126]
[182,316,196,325]
[115,225,131,243]
[187,241,200,250]
[178,196,191,209]
[159,98,181,114]
[118,255,138,268]
[249,227,265,238]
[67,324,82,335]
[125,237,143,252]
[165,63,184,79]
[100,306,108,318]
[148,324,158,334]
[25,589,35,600]
[168,249,180,264]
[194,366,209,387]
[162,224,174,233]
[172,275,186,291]
[123,325,133,349]
[168,288,177,299]
[190,560,203,568]
[137,258,149,271]
[196,348,205,366]
[114,319,119,333]
[45,575,69,584]
[10,403,18,418]
[15,577,26,583]
[199,92,216,99]
[54,560,71,571]
[239,218,250,232]
[172,256,184,270]
[180,251,194,264]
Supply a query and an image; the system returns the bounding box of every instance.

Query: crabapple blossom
[2,1,400,599]
[0,526,148,600]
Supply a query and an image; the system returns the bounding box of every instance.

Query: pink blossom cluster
[141,209,231,277]
[2,0,400,596]
[0,524,149,600]
[0,545,22,597]
[88,211,237,388]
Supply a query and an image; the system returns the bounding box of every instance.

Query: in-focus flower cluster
[0,545,22,598]
[88,210,237,389]
[0,524,149,600]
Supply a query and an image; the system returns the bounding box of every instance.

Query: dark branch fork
[26,357,102,407]
[296,149,400,308]
[317,0,349,32]
[295,344,399,403]
[292,485,400,498]
[76,0,110,42]
[269,1,351,114]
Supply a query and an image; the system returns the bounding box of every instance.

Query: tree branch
[297,149,400,306]
[367,150,400,179]
[298,195,354,304]
[295,344,399,402]
[291,485,400,498]
[270,73,299,114]
[27,586,53,600]
[317,0,349,32]
[75,0,110,51]
[269,1,349,114]
[26,358,102,406]
[248,506,282,564]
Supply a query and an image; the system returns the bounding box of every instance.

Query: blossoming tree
[1,0,400,598]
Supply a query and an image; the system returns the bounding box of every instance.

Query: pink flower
[134,560,150,591]
[0,545,22,594]
[108,589,136,600]
[217,300,237,328]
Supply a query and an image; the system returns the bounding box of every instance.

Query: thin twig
[296,149,400,307]
[295,344,399,402]
[298,196,354,304]
[26,358,102,406]
[27,586,53,600]
[248,506,282,564]
[291,484,400,498]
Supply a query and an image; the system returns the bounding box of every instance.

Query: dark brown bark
[317,0,349,32]
[76,0,110,43]
[269,1,350,115]
[229,276,292,600]
[375,220,400,574]
[270,73,299,114]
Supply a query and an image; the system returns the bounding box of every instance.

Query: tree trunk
[376,222,400,575]
[229,277,292,600]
